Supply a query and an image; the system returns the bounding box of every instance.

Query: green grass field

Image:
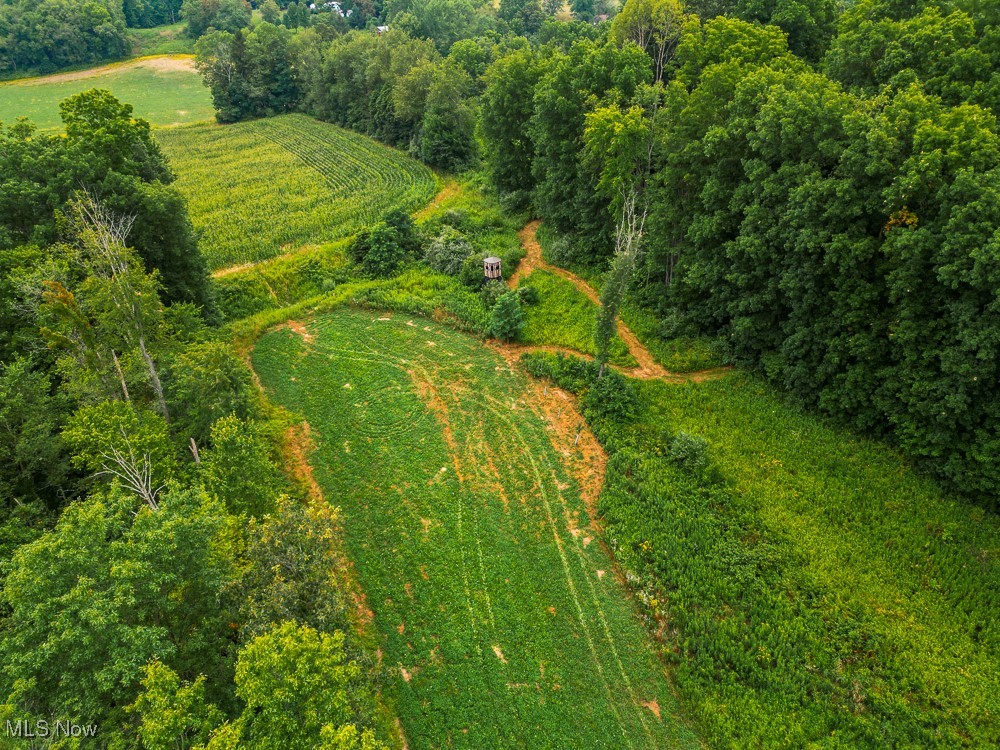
[129,22,194,58]
[0,55,212,129]
[592,373,1000,747]
[519,270,636,368]
[253,308,700,750]
[157,115,438,270]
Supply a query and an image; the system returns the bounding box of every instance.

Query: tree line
[189,0,1000,505]
[0,91,391,748]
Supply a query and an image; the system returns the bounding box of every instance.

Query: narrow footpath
[505,220,730,383]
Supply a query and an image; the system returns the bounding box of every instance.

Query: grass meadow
[253,308,701,750]
[129,22,193,58]
[0,55,212,129]
[157,115,438,270]
[587,372,1000,748]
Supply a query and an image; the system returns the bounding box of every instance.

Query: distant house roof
[376,25,390,33]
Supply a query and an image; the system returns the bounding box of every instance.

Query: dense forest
[190,0,1000,506]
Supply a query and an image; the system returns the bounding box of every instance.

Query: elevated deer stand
[483,256,502,283]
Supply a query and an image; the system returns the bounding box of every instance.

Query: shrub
[581,371,638,424]
[424,226,473,275]
[382,208,422,257]
[361,223,409,278]
[481,279,508,308]
[668,432,713,480]
[488,292,524,341]
[459,252,488,288]
[516,284,539,305]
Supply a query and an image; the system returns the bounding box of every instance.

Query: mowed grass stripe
[157,114,436,270]
[253,309,701,749]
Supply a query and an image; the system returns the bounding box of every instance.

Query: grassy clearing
[215,177,522,325]
[617,302,726,373]
[583,371,1000,747]
[130,22,193,57]
[532,224,723,373]
[0,55,212,129]
[157,114,438,271]
[253,308,701,750]
[519,270,635,368]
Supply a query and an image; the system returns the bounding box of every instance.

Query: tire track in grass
[255,312,701,748]
[465,392,634,749]
[480,388,664,747]
[391,334,652,746]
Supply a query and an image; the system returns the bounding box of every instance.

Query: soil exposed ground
[509,221,730,383]
[253,309,701,750]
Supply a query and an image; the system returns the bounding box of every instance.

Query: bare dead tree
[96,425,165,511]
[73,192,171,421]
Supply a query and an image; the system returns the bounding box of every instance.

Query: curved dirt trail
[508,221,730,383]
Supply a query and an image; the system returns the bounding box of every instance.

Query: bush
[668,432,713,480]
[480,279,508,308]
[516,284,539,305]
[581,371,638,424]
[459,252,488,288]
[361,223,409,278]
[488,292,524,341]
[520,351,596,392]
[424,226,473,276]
[382,208,422,257]
[347,228,371,264]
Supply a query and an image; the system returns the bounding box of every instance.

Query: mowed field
[157,115,438,271]
[0,55,213,129]
[253,309,701,750]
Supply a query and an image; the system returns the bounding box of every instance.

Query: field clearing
[597,374,1000,746]
[0,55,212,129]
[253,308,701,750]
[519,269,636,368]
[157,115,438,271]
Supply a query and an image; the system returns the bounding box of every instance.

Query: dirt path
[2,54,195,87]
[509,221,729,383]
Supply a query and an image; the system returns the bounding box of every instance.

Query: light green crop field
[0,55,212,130]
[598,374,1000,746]
[253,308,701,750]
[157,115,438,271]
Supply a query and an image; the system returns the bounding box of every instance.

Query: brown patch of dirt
[492,645,508,663]
[641,699,662,720]
[283,422,323,503]
[4,54,195,86]
[414,179,460,221]
[281,319,315,343]
[507,221,732,383]
[211,261,255,279]
[522,375,607,515]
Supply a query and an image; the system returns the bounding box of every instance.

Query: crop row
[157,115,437,270]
